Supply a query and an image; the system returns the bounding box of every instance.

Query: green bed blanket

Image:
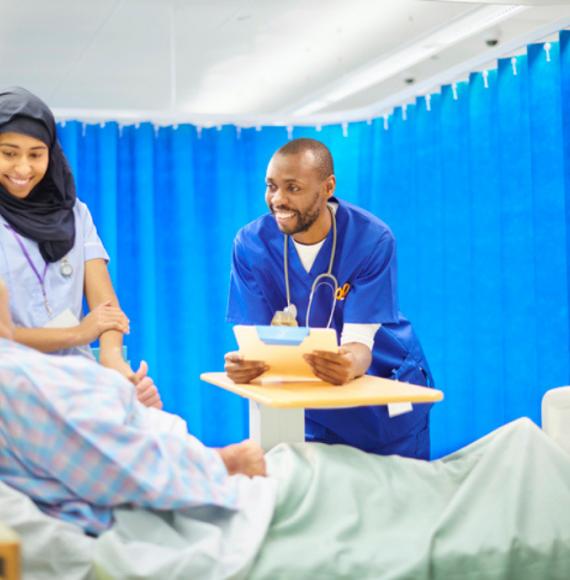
[95,418,570,579]
[252,418,570,579]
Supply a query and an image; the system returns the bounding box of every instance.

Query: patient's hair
[275,138,334,180]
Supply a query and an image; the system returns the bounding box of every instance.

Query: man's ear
[325,174,336,198]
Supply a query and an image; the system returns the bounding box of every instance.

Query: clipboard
[234,325,338,384]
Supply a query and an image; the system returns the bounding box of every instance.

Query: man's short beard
[273,191,322,236]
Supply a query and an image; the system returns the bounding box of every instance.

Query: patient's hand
[130,361,163,409]
[217,440,266,477]
[106,357,163,409]
[225,351,269,384]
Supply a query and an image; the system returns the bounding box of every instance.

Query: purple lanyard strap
[5,225,51,315]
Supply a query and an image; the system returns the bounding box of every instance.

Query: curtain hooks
[544,42,552,63]
[511,57,518,77]
[452,83,458,101]
[342,122,348,137]
[383,115,389,131]
[425,94,432,112]
[482,70,489,89]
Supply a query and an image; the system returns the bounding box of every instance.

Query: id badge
[388,402,413,418]
[43,308,80,328]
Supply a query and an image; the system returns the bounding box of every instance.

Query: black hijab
[0,87,76,263]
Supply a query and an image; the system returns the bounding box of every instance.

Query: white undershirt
[292,238,325,273]
[292,202,381,350]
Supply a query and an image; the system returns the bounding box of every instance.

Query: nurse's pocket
[390,353,429,387]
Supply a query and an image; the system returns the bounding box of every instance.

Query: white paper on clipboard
[234,325,338,384]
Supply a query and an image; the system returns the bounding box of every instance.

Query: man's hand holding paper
[225,351,269,384]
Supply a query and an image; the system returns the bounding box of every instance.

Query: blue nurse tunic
[227,198,434,458]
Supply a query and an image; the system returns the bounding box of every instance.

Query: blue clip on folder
[255,326,310,346]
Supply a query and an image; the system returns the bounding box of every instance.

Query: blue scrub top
[0,200,109,357]
[227,198,434,458]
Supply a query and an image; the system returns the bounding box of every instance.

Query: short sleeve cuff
[84,242,109,262]
[340,323,381,350]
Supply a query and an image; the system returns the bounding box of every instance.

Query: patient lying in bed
[0,280,269,535]
[1,280,570,580]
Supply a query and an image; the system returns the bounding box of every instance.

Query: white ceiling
[1,0,569,125]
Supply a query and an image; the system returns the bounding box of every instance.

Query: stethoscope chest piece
[60,257,73,278]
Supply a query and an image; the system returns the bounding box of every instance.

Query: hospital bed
[1,386,570,580]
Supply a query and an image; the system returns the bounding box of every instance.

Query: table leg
[248,402,305,451]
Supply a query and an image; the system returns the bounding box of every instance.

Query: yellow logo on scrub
[335,282,351,301]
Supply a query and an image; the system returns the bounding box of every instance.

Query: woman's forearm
[84,258,127,369]
[12,326,83,353]
[98,329,128,368]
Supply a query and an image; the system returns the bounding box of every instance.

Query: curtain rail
[52,16,570,128]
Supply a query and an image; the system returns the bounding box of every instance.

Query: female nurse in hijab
[0,87,161,408]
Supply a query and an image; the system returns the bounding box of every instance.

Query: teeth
[8,177,30,186]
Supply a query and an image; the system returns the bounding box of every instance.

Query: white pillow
[542,386,570,455]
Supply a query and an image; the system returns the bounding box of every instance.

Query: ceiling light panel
[179,0,471,115]
[290,4,527,116]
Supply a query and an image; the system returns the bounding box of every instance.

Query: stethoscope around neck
[282,205,339,328]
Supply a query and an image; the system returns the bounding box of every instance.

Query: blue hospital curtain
[57,31,570,456]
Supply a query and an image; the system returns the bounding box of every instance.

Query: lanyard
[5,225,52,316]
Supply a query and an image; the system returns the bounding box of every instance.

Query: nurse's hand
[78,301,130,344]
[217,440,266,477]
[304,347,359,385]
[225,351,269,384]
[129,360,163,409]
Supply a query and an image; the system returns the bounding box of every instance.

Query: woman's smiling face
[0,132,49,199]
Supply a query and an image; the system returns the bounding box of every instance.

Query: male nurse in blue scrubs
[225,138,434,459]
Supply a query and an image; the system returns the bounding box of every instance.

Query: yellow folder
[234,325,338,383]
